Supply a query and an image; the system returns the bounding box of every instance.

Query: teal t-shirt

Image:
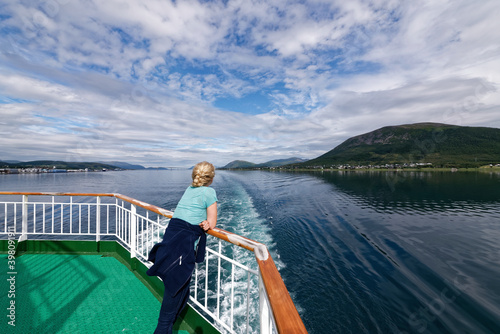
[172,186,218,225]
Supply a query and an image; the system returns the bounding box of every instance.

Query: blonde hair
[191,161,215,187]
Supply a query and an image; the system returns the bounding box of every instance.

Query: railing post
[130,204,137,258]
[259,274,271,334]
[20,195,28,242]
[96,196,101,242]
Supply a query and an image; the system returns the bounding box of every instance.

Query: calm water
[1,169,500,333]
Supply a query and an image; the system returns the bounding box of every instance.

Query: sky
[1,0,499,167]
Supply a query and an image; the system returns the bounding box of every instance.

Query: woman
[147,161,217,334]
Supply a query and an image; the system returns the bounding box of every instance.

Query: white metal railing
[0,192,305,333]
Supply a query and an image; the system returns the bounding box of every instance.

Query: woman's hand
[200,220,211,231]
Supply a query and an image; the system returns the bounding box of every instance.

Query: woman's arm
[201,202,217,231]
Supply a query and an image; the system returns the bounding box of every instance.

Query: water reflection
[253,170,500,333]
[304,170,500,214]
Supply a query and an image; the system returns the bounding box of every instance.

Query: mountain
[1,160,120,170]
[145,167,169,170]
[2,159,169,170]
[100,161,146,170]
[222,160,257,169]
[262,157,308,167]
[300,123,500,168]
[1,160,21,164]
[222,157,307,169]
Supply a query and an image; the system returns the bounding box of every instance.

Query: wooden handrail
[0,191,116,197]
[208,228,307,333]
[257,253,308,333]
[113,193,174,218]
[0,191,174,218]
[0,191,308,333]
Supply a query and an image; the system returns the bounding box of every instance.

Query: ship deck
[1,250,194,333]
[0,192,308,333]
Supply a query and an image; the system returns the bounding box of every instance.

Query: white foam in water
[208,175,282,333]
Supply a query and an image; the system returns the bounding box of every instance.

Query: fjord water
[2,169,500,333]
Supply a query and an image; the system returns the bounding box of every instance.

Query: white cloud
[0,0,499,167]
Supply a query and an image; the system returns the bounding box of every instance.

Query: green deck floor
[1,254,190,333]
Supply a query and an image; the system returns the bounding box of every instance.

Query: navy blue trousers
[153,278,191,334]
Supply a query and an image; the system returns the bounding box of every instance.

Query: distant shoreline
[221,166,500,172]
[3,166,499,174]
[0,168,114,174]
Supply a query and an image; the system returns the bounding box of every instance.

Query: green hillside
[222,160,257,169]
[0,160,119,170]
[301,123,500,168]
[222,157,306,169]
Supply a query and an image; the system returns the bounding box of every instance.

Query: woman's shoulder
[189,185,216,193]
[197,185,217,197]
[200,185,216,193]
